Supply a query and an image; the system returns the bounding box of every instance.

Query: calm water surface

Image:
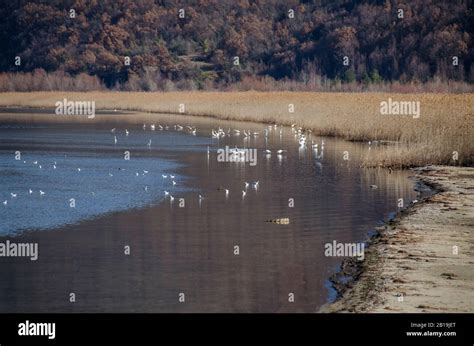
[0,111,418,312]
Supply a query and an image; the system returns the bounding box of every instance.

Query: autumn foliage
[0,0,472,90]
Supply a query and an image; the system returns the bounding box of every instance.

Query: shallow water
[0,111,418,312]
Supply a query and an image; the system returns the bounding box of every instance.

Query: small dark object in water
[265,218,290,224]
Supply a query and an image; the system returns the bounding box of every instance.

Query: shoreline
[320,165,474,313]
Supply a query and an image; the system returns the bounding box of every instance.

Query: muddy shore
[321,165,474,313]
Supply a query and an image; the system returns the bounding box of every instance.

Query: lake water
[0,111,418,312]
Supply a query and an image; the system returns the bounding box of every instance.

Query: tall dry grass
[0,91,472,168]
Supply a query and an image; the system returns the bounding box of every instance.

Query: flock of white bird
[3,121,330,208]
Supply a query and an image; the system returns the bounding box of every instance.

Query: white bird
[264,149,271,154]
[169,195,174,202]
[244,182,249,189]
[143,124,147,130]
[114,136,117,144]
[242,190,246,198]
[29,189,33,194]
[10,193,17,198]
[143,170,149,174]
[370,185,378,189]
[299,136,307,147]
[158,125,163,130]
[109,173,113,177]
[147,139,152,147]
[277,149,286,154]
[53,165,57,169]
[150,124,155,131]
[135,172,139,176]
[170,174,175,179]
[172,180,177,186]
[39,190,45,196]
[164,191,169,196]
[162,174,168,178]
[144,186,148,192]
[33,161,38,165]
[111,128,116,133]
[3,200,7,205]
[252,181,259,189]
[224,189,229,197]
[77,168,81,172]
[39,165,42,169]
[199,194,204,201]
[125,129,129,136]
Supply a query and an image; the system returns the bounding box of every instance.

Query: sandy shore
[321,165,474,312]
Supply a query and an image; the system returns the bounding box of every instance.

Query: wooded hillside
[0,0,472,90]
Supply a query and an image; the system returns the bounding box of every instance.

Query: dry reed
[0,91,472,168]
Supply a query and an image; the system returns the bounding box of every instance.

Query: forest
[0,0,472,91]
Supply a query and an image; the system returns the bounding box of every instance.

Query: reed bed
[0,91,472,168]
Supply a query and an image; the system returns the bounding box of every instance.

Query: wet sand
[321,166,474,313]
